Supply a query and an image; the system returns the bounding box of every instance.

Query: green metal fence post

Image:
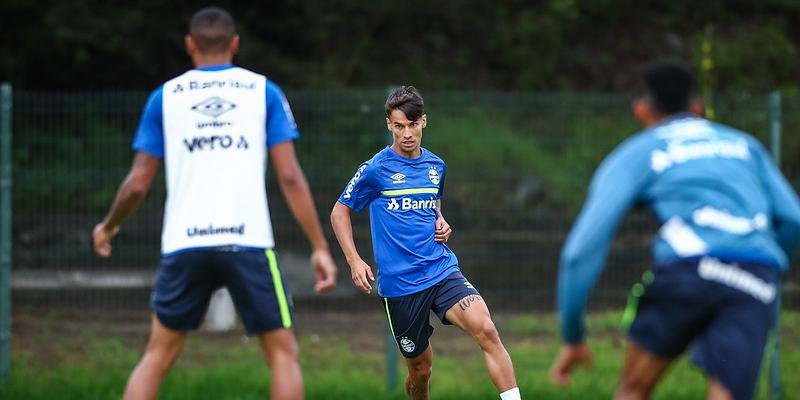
[769,90,782,400]
[0,83,12,383]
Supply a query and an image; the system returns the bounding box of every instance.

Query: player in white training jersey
[92,7,337,400]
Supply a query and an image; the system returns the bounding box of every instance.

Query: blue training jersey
[559,114,800,343]
[338,146,460,297]
[132,64,300,159]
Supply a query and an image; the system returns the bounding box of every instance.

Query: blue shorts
[382,271,480,358]
[628,257,779,400]
[151,247,293,335]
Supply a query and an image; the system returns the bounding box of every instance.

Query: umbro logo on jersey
[196,120,233,130]
[390,173,406,184]
[191,96,237,118]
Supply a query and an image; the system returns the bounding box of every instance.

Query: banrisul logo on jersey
[387,197,437,211]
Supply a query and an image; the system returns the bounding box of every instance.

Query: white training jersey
[159,67,273,254]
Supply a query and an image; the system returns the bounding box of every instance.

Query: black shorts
[151,247,293,335]
[627,257,779,400]
[382,271,480,358]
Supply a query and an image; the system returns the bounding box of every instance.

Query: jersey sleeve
[437,163,446,200]
[752,139,800,259]
[265,80,300,149]
[131,87,164,159]
[337,162,379,213]
[558,135,652,344]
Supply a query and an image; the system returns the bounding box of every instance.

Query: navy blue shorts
[628,257,779,400]
[382,271,480,358]
[151,247,293,335]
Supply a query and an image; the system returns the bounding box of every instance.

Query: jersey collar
[194,64,235,72]
[654,112,701,128]
[386,145,426,161]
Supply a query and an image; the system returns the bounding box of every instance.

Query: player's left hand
[92,222,119,258]
[550,343,594,386]
[435,215,452,243]
[310,249,338,294]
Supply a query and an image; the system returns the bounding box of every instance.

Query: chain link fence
[5,89,800,319]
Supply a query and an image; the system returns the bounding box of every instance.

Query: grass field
[2,309,798,399]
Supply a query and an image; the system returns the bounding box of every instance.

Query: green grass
[2,311,798,399]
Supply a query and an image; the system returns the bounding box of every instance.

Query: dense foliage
[2,0,799,92]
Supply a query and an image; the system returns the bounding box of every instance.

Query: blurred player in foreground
[330,86,521,400]
[550,61,800,400]
[92,7,336,400]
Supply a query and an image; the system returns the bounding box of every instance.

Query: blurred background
[1,1,800,398]
[4,0,798,313]
[3,1,800,93]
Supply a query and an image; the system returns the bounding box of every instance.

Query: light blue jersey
[559,114,800,343]
[338,146,460,297]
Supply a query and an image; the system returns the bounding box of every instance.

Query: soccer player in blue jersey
[330,86,521,400]
[92,7,337,400]
[549,61,800,400]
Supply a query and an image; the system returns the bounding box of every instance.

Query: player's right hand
[349,259,375,294]
[310,249,338,294]
[549,343,594,386]
[92,222,119,258]
[434,215,452,243]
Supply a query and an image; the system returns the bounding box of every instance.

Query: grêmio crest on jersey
[428,166,440,185]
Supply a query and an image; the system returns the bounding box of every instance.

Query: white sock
[499,387,521,400]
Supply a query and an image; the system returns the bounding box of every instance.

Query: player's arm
[330,201,375,294]
[558,156,646,343]
[94,87,163,258]
[551,137,650,385]
[434,199,452,243]
[331,162,378,294]
[434,167,452,243]
[270,141,337,293]
[93,152,160,257]
[756,143,800,257]
[266,81,336,293]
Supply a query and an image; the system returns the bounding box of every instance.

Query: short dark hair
[189,7,236,53]
[385,86,425,121]
[641,61,697,115]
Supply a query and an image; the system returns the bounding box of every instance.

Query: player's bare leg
[404,345,433,400]
[258,328,304,400]
[123,314,187,400]
[445,295,517,393]
[615,341,672,400]
[707,379,734,400]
